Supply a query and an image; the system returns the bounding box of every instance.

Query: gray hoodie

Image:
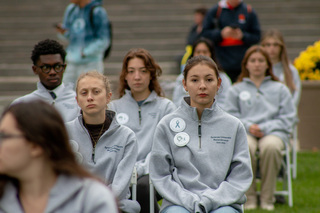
[65,110,140,213]
[12,82,80,122]
[0,175,119,213]
[150,97,252,213]
[224,77,296,143]
[108,90,176,176]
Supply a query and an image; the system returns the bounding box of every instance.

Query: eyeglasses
[0,132,25,143]
[36,64,66,74]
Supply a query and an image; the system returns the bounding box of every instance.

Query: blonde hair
[261,29,296,93]
[76,70,111,95]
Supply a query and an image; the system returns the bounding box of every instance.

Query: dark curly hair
[31,39,66,65]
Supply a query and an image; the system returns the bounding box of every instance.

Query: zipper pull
[138,107,142,125]
[92,146,96,164]
[198,120,202,149]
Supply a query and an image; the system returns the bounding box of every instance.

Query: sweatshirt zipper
[92,145,96,164]
[138,106,142,125]
[198,120,202,149]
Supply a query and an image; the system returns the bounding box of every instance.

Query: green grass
[246,151,320,213]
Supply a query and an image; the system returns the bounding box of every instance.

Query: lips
[87,104,96,108]
[198,93,208,98]
[47,78,59,82]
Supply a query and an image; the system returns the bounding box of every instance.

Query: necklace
[84,122,105,147]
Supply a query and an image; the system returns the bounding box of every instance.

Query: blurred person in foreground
[0,100,119,213]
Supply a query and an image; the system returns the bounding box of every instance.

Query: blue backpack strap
[89,3,101,29]
[89,3,112,59]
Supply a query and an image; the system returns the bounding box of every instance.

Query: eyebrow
[190,74,214,78]
[79,87,102,91]
[128,67,146,69]
[40,62,63,65]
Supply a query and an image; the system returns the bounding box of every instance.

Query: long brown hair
[261,29,296,93]
[118,48,164,97]
[238,45,279,82]
[0,100,94,197]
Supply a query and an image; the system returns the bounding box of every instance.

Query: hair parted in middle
[183,55,220,81]
[261,29,296,93]
[76,70,111,95]
[118,48,164,98]
[238,45,279,82]
[190,37,222,70]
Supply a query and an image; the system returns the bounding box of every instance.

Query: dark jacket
[202,1,261,81]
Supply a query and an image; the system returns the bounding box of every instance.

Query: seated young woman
[65,71,140,213]
[108,48,176,213]
[150,55,252,213]
[0,100,119,213]
[224,45,296,211]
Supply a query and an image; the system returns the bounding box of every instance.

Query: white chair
[256,142,293,207]
[130,166,137,201]
[150,178,155,213]
[276,142,293,207]
[291,125,298,179]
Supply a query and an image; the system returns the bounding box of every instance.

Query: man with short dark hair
[12,39,79,122]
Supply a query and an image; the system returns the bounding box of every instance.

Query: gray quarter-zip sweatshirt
[108,90,176,176]
[0,175,118,213]
[224,77,296,144]
[150,97,252,213]
[11,82,80,122]
[65,110,140,213]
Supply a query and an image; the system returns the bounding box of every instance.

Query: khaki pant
[246,134,284,205]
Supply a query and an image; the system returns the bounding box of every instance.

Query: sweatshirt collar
[181,97,218,121]
[243,76,272,85]
[0,182,23,213]
[124,89,158,104]
[37,82,74,99]
[78,110,119,135]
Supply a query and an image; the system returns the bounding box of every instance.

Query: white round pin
[116,113,129,125]
[174,132,190,147]
[240,91,251,101]
[170,118,186,132]
[74,152,83,163]
[69,140,79,152]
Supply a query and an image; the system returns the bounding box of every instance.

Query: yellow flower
[294,40,320,80]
